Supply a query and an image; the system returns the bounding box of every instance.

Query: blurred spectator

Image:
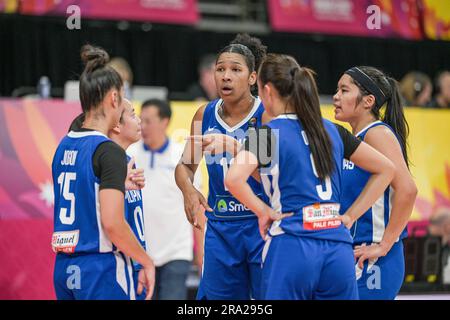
[399,71,433,107]
[127,99,203,300]
[185,54,218,101]
[428,207,450,284]
[108,57,133,99]
[429,71,450,109]
[429,207,450,246]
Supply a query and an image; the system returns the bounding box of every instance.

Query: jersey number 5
[57,172,76,225]
[302,131,332,200]
[309,154,332,200]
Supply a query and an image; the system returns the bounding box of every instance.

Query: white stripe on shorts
[114,252,128,295]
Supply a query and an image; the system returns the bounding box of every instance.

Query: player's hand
[138,263,155,300]
[182,187,212,230]
[187,134,240,156]
[339,213,355,230]
[126,158,145,190]
[258,207,293,240]
[354,243,388,269]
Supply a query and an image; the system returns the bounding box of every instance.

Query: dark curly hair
[217,34,267,94]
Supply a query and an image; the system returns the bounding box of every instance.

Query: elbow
[224,173,241,194]
[405,181,418,201]
[385,160,396,183]
[101,217,123,238]
[102,223,117,240]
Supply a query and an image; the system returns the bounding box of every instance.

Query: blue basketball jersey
[202,97,267,220]
[341,121,408,245]
[52,131,116,254]
[262,114,352,244]
[125,155,146,254]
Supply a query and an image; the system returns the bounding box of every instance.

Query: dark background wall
[1,13,449,97]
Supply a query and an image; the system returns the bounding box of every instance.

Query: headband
[345,67,387,109]
[226,44,255,70]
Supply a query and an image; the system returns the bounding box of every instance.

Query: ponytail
[383,77,410,166]
[290,67,334,180]
[259,54,334,180]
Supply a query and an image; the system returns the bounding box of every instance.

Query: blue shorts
[54,251,136,300]
[261,234,358,300]
[197,218,264,300]
[355,240,405,300]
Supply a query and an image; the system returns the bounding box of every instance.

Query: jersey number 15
[57,172,76,225]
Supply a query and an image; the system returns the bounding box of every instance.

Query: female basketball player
[52,45,154,300]
[174,34,269,300]
[225,54,396,299]
[334,66,417,299]
[69,99,148,300]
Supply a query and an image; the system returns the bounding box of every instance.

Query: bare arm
[100,189,154,299]
[175,106,204,193]
[363,127,417,253]
[174,105,212,228]
[225,151,268,217]
[226,150,292,239]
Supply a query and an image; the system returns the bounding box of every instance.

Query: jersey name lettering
[61,150,78,166]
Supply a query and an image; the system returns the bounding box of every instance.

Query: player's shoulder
[95,140,126,161]
[365,123,397,141]
[199,99,220,115]
[193,100,219,125]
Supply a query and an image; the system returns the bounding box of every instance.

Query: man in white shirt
[128,99,202,300]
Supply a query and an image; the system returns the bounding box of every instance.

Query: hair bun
[230,33,267,71]
[80,44,110,73]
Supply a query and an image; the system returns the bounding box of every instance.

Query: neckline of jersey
[67,130,108,139]
[274,114,298,120]
[355,120,383,137]
[214,96,261,132]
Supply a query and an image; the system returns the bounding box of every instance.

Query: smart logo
[217,199,228,213]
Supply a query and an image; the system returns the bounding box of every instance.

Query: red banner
[268,0,422,39]
[0,99,80,299]
[19,0,199,25]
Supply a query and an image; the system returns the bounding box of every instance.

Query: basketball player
[52,45,154,300]
[334,66,417,299]
[68,99,148,300]
[225,54,396,299]
[174,34,269,300]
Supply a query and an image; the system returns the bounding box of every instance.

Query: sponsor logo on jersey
[216,198,252,213]
[52,230,80,253]
[302,203,341,230]
[217,199,227,212]
[248,117,257,127]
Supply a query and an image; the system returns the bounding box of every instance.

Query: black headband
[223,44,255,70]
[345,67,387,109]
